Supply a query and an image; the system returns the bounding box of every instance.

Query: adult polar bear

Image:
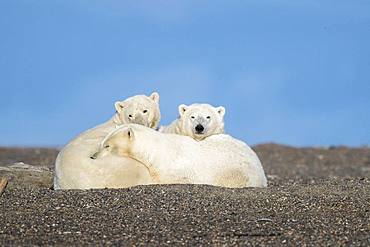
[94,124,267,188]
[53,92,160,190]
[160,103,225,141]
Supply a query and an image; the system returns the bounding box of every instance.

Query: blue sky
[0,0,369,147]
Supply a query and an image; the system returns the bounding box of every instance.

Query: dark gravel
[0,144,370,246]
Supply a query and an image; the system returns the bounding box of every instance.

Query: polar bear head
[177,103,225,141]
[113,92,161,129]
[92,126,134,159]
[92,124,145,160]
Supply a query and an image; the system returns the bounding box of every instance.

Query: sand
[0,144,369,245]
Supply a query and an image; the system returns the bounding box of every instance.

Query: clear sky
[0,0,369,147]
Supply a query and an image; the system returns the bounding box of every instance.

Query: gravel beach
[1,144,369,246]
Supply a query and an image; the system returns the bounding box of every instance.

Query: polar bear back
[199,134,267,187]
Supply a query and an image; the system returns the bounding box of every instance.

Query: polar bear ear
[149,92,160,104]
[121,127,135,140]
[216,106,226,118]
[115,101,125,112]
[178,104,188,116]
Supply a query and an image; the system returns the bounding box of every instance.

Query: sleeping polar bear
[53,92,160,190]
[94,124,267,188]
[160,103,225,141]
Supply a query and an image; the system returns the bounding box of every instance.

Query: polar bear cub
[94,124,267,188]
[160,103,225,141]
[53,92,160,190]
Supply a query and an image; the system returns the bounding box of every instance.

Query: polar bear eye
[104,145,110,148]
[191,116,195,119]
[143,110,148,114]
[207,116,211,119]
[128,114,133,118]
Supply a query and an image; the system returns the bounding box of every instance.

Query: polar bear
[53,92,160,190]
[160,103,225,141]
[94,124,267,188]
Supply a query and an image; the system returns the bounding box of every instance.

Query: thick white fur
[53,93,160,190]
[160,103,225,141]
[97,124,267,188]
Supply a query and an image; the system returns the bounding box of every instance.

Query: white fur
[53,93,160,190]
[160,103,225,141]
[97,124,267,188]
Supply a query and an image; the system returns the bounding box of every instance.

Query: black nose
[90,153,97,160]
[195,124,204,133]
